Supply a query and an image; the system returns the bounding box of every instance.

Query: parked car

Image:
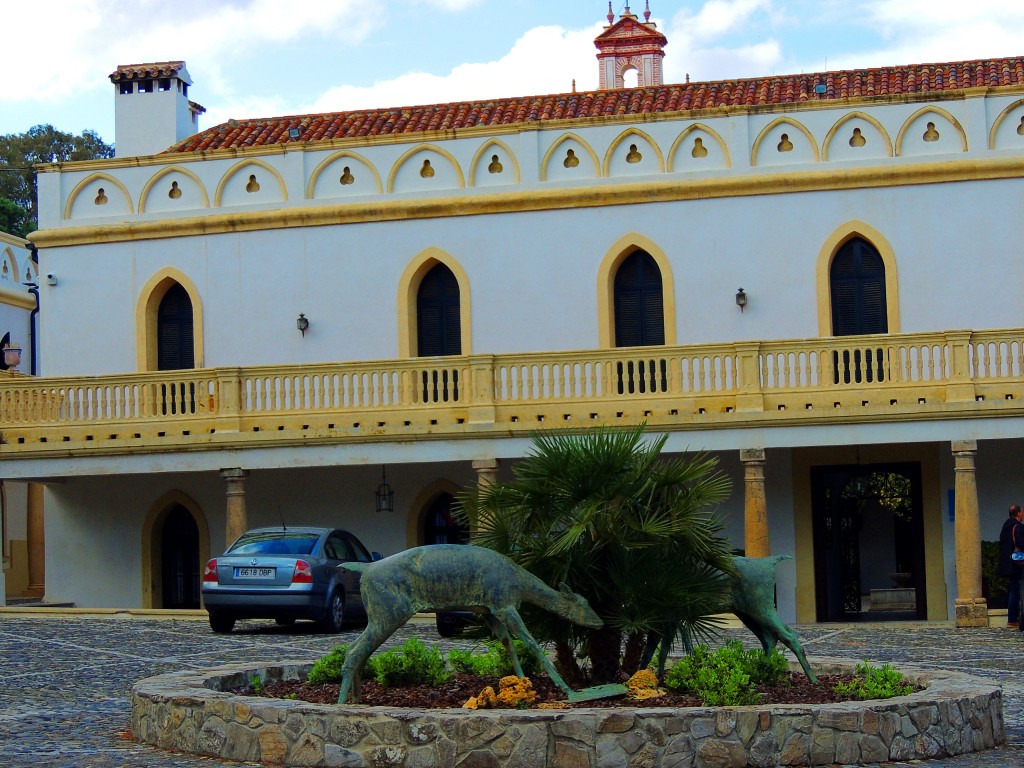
[202,526,380,633]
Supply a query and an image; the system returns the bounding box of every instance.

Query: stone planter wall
[131,658,1005,767]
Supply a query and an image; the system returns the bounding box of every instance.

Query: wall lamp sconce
[45,273,58,286]
[296,313,309,335]
[735,288,747,312]
[375,466,394,513]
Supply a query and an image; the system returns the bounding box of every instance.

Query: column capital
[951,440,978,454]
[219,467,249,482]
[740,448,766,464]
[472,458,500,472]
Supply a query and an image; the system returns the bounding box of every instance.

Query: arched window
[614,250,665,347]
[423,493,468,545]
[158,282,195,370]
[417,263,461,357]
[830,238,888,336]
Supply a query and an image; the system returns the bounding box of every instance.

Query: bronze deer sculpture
[337,544,602,704]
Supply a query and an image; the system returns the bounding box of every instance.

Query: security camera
[45,273,57,286]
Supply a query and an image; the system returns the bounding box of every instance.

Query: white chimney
[109,61,206,157]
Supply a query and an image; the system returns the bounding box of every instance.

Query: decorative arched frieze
[307,150,383,199]
[140,490,210,609]
[751,118,819,166]
[214,159,288,207]
[1,246,17,284]
[540,133,601,182]
[397,247,472,358]
[596,233,677,348]
[603,128,665,176]
[135,267,205,370]
[668,124,731,172]
[895,106,968,156]
[822,112,893,161]
[988,98,1024,150]
[387,145,465,194]
[815,221,901,336]
[139,165,210,213]
[64,173,135,220]
[469,139,521,187]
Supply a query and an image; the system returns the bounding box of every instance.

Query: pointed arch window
[830,238,888,383]
[423,492,468,545]
[614,250,667,393]
[417,263,461,402]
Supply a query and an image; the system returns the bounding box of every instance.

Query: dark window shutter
[614,250,665,347]
[157,283,195,370]
[830,238,888,336]
[417,264,461,356]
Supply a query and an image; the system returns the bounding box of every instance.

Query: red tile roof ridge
[166,55,1024,154]
[110,61,187,81]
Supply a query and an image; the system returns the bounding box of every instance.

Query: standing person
[998,504,1024,628]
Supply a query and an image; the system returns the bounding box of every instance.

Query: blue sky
[2,0,1022,145]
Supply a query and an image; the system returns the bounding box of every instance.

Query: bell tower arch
[594,2,668,89]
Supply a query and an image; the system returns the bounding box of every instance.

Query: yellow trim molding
[988,98,1024,150]
[751,117,820,165]
[306,150,384,198]
[136,268,206,370]
[140,490,210,609]
[540,133,601,181]
[31,156,1024,249]
[63,173,136,220]
[822,111,894,161]
[387,144,466,193]
[667,123,732,171]
[597,232,677,348]
[895,106,968,155]
[816,220,901,336]
[603,127,666,175]
[139,165,211,213]
[397,247,473,357]
[214,159,289,207]
[469,139,521,187]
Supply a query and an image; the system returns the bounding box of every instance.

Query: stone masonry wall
[131,658,1004,767]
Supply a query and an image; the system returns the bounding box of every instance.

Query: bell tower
[594,2,668,89]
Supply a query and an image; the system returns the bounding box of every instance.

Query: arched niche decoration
[668,123,731,172]
[135,267,205,370]
[815,220,901,336]
[140,489,210,609]
[22,257,37,284]
[895,106,968,156]
[1,246,17,283]
[751,118,820,166]
[387,144,465,194]
[822,112,893,161]
[307,150,383,199]
[214,158,288,207]
[988,98,1024,150]
[404,479,462,548]
[64,173,135,220]
[397,246,472,358]
[139,165,210,213]
[603,128,665,176]
[469,138,521,187]
[540,133,601,182]
[596,232,677,348]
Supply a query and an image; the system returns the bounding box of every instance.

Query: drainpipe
[25,244,39,376]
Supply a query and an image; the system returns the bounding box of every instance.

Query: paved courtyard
[0,612,1021,767]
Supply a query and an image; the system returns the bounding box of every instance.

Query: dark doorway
[810,462,925,621]
[423,492,468,545]
[161,505,200,609]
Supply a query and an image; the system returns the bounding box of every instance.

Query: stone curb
[131,657,1005,767]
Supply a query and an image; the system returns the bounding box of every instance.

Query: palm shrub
[457,425,735,685]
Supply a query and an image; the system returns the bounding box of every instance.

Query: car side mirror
[371,551,383,561]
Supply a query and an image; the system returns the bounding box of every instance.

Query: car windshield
[228,531,319,556]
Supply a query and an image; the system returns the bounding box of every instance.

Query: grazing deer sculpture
[337,545,603,704]
[643,554,818,684]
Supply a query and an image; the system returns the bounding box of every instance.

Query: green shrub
[448,639,541,678]
[663,641,790,706]
[368,638,451,687]
[833,660,913,701]
[307,644,348,685]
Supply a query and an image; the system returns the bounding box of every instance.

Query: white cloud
[412,0,483,9]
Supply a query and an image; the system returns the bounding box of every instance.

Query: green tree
[457,425,735,686]
[0,125,114,235]
[0,198,32,239]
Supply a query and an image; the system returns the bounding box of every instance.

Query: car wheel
[274,617,296,626]
[319,591,345,633]
[209,614,236,634]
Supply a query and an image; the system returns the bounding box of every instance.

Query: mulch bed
[243,672,858,709]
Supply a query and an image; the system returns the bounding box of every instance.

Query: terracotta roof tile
[167,56,1024,154]
[110,61,186,82]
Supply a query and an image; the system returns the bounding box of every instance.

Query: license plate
[235,567,275,579]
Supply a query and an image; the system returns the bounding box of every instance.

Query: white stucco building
[6,8,1024,626]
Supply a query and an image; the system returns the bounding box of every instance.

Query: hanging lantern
[375,466,394,513]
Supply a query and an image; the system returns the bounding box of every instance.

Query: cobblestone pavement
[0,613,1022,767]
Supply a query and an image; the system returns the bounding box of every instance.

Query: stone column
[952,440,987,627]
[220,468,250,547]
[741,449,770,558]
[25,483,45,599]
[471,458,500,489]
